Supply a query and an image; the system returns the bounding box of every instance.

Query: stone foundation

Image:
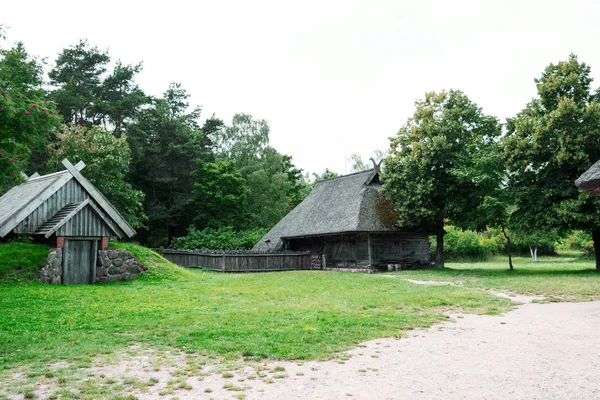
[39,248,63,284]
[96,249,145,283]
[38,248,145,284]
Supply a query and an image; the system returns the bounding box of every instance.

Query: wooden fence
[156,249,314,272]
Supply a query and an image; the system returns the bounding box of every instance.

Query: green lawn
[0,243,597,380]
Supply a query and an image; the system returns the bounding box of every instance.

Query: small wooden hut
[576,160,600,193]
[0,159,136,284]
[253,165,431,271]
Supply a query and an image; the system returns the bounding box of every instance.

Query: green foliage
[557,230,594,254]
[384,90,502,266]
[171,226,267,250]
[0,242,49,281]
[49,40,148,133]
[0,37,61,193]
[190,160,249,230]
[504,54,600,249]
[312,168,339,182]
[127,83,203,245]
[439,226,556,260]
[385,90,502,230]
[49,125,146,228]
[216,113,308,228]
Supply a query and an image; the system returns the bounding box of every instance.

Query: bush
[433,226,556,260]
[171,226,268,251]
[557,230,594,254]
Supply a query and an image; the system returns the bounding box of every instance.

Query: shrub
[171,226,268,251]
[557,230,594,254]
[433,226,556,260]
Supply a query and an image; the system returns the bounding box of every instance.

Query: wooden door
[63,240,95,284]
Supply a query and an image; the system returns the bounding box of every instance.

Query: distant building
[0,159,139,284]
[253,164,431,271]
[576,160,600,193]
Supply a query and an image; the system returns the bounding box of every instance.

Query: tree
[190,160,249,230]
[49,40,148,134]
[49,40,109,126]
[0,30,61,194]
[504,54,600,269]
[384,90,502,268]
[348,150,387,173]
[127,83,203,246]
[313,168,339,181]
[49,125,146,228]
[216,113,307,228]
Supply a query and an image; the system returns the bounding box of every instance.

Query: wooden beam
[75,160,86,171]
[367,233,373,267]
[61,159,136,238]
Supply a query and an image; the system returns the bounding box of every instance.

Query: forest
[1,28,599,268]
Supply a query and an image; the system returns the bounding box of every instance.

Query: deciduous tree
[504,54,600,268]
[384,90,502,268]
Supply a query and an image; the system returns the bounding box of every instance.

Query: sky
[4,0,600,175]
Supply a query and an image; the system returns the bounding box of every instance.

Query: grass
[0,242,598,398]
[0,243,511,371]
[0,241,49,281]
[393,254,600,301]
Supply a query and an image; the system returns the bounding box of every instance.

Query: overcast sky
[4,0,600,175]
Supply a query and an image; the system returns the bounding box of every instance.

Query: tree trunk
[434,210,445,269]
[593,228,600,270]
[502,226,514,271]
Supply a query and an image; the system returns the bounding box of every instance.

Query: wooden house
[0,159,136,284]
[253,165,431,271]
[576,160,600,193]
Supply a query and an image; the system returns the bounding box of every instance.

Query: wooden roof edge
[86,201,125,239]
[0,172,73,238]
[61,159,136,238]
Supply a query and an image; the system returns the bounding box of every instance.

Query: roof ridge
[25,170,69,182]
[316,169,374,184]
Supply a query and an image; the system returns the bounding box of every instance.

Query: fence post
[222,254,225,272]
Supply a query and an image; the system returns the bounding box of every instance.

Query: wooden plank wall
[157,250,313,272]
[15,179,88,233]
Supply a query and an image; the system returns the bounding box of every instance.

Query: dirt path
[221,300,600,400]
[15,297,600,399]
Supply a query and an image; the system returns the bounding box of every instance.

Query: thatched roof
[253,168,403,251]
[576,160,600,193]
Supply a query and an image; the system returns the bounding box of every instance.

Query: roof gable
[0,159,136,238]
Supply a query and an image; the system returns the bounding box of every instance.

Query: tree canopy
[384,90,502,268]
[504,54,600,268]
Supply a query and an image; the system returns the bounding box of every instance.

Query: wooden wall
[15,179,87,233]
[288,233,430,269]
[370,233,430,266]
[14,178,124,238]
[56,206,113,237]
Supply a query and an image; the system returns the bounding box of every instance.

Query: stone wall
[96,249,145,282]
[39,248,63,284]
[39,248,145,284]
